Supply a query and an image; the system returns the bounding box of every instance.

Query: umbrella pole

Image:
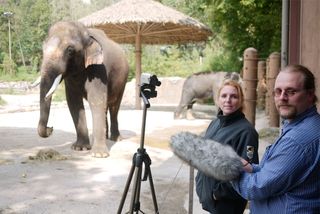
[135,29,142,110]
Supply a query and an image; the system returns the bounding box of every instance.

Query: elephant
[37,21,129,158]
[174,71,240,119]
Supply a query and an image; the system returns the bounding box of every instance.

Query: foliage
[15,0,51,66]
[208,0,282,70]
[0,0,51,76]
[125,45,208,80]
[164,0,281,71]
[1,53,16,75]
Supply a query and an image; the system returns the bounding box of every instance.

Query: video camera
[140,73,161,99]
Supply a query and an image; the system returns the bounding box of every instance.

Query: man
[232,64,320,213]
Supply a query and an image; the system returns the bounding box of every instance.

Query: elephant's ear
[84,36,104,68]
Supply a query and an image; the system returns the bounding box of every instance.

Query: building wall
[300,0,320,102]
[289,0,320,104]
[300,0,320,68]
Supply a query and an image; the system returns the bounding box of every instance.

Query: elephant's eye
[66,46,75,56]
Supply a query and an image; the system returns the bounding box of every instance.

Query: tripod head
[140,73,161,107]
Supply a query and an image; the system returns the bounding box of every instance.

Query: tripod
[117,90,159,214]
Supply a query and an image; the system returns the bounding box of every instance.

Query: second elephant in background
[174,71,240,119]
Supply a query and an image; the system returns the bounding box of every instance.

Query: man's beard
[277,104,297,120]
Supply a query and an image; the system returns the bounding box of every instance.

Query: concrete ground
[0,86,270,214]
[0,93,211,214]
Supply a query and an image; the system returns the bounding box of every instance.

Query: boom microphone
[170,132,243,181]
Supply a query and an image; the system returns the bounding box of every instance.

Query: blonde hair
[217,79,245,112]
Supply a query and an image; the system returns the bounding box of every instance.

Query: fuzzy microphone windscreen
[170,131,243,181]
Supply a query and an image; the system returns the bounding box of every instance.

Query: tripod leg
[129,165,143,214]
[118,163,136,214]
[146,167,159,213]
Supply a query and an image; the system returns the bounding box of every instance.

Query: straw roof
[79,0,212,44]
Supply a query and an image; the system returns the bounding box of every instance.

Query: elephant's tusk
[30,76,41,88]
[45,74,62,100]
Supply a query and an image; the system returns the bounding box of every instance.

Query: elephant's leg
[174,103,184,119]
[65,86,91,151]
[186,101,195,120]
[187,102,194,110]
[87,88,109,158]
[175,90,194,119]
[108,104,121,141]
[90,104,109,158]
[174,95,188,119]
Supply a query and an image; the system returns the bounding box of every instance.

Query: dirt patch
[28,149,68,161]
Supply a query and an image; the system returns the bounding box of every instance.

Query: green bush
[0,96,7,106]
[2,54,17,76]
[0,65,38,82]
[125,44,212,81]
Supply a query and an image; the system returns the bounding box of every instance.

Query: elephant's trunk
[37,74,61,138]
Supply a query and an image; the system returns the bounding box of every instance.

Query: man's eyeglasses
[273,88,304,98]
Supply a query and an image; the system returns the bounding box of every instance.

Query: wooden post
[265,58,270,116]
[188,166,194,214]
[257,61,267,111]
[242,48,258,126]
[268,52,280,127]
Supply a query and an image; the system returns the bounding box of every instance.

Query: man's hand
[241,159,253,173]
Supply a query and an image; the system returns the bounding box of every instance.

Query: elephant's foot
[186,110,195,120]
[71,141,91,151]
[38,126,53,138]
[91,143,109,158]
[173,112,180,119]
[110,134,122,142]
[174,112,183,120]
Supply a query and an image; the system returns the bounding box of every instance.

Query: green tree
[162,0,281,72]
[0,0,51,75]
[14,0,51,68]
[208,0,281,71]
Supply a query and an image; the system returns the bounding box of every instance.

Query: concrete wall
[121,77,185,107]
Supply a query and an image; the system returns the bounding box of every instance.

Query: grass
[0,69,39,82]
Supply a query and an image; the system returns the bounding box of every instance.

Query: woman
[195,79,259,214]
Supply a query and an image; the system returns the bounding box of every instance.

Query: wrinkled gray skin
[37,21,129,158]
[174,71,240,119]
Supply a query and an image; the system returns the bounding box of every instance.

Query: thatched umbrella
[79,0,212,109]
